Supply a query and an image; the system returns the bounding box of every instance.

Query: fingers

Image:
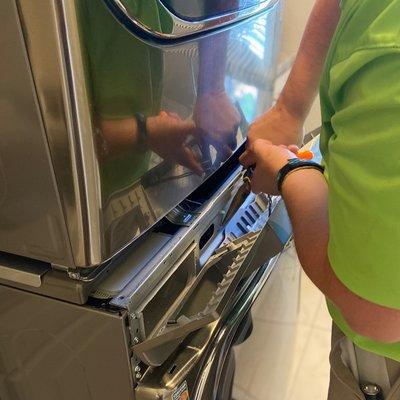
[250,167,263,195]
[240,139,267,166]
[239,149,256,168]
[177,146,204,176]
[288,144,299,154]
[250,138,273,157]
[220,144,233,160]
[173,120,197,142]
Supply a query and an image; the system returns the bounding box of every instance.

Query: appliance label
[171,381,190,400]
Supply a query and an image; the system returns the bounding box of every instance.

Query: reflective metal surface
[161,0,270,21]
[15,0,101,268]
[105,0,278,42]
[0,0,74,267]
[3,0,281,268]
[0,285,133,400]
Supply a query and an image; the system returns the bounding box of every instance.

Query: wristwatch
[277,158,325,193]
[134,112,148,149]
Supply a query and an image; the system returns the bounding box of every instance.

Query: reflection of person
[242,0,400,398]
[194,0,241,161]
[80,0,202,200]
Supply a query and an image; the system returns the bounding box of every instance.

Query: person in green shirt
[241,0,400,398]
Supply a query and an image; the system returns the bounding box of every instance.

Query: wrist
[276,92,308,122]
[277,159,325,193]
[197,83,226,97]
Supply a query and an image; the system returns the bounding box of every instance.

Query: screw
[134,366,141,373]
[135,373,142,380]
[133,337,139,345]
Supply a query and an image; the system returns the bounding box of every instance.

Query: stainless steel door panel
[104,0,278,42]
[8,0,281,268]
[0,285,133,400]
[134,254,281,400]
[0,0,74,266]
[16,0,102,268]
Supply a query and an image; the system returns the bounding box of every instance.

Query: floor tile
[233,318,312,400]
[314,298,333,331]
[252,246,301,325]
[297,273,324,327]
[287,326,331,400]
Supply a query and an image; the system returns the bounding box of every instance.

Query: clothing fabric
[319,0,400,360]
[328,324,400,400]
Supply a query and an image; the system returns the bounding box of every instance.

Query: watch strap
[135,112,148,149]
[277,159,324,193]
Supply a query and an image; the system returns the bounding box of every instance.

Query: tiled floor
[286,272,332,400]
[232,244,332,400]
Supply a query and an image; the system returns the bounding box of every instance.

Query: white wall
[279,0,321,133]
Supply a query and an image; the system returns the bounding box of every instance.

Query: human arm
[248,0,341,146]
[98,113,203,175]
[240,140,400,343]
[194,0,241,160]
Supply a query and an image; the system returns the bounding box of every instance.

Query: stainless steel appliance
[0,0,315,399]
[0,0,282,270]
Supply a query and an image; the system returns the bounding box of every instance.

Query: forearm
[282,169,400,343]
[198,34,228,95]
[198,0,238,94]
[278,0,340,119]
[99,117,140,154]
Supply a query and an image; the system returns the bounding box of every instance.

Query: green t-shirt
[320,0,400,360]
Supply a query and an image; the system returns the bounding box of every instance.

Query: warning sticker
[171,381,190,400]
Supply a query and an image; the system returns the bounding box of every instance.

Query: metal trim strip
[103,0,279,44]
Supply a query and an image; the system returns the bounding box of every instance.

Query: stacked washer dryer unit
[0,0,303,399]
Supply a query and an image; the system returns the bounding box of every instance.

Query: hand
[240,139,297,195]
[146,112,203,176]
[248,102,304,147]
[194,91,241,160]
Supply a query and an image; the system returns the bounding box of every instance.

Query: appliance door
[104,0,278,41]
[193,242,301,400]
[16,0,282,268]
[85,0,283,265]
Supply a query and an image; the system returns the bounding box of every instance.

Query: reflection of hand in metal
[194,91,241,161]
[146,112,203,176]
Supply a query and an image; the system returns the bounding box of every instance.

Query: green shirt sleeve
[326,48,400,309]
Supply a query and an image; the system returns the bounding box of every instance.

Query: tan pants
[328,324,400,399]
